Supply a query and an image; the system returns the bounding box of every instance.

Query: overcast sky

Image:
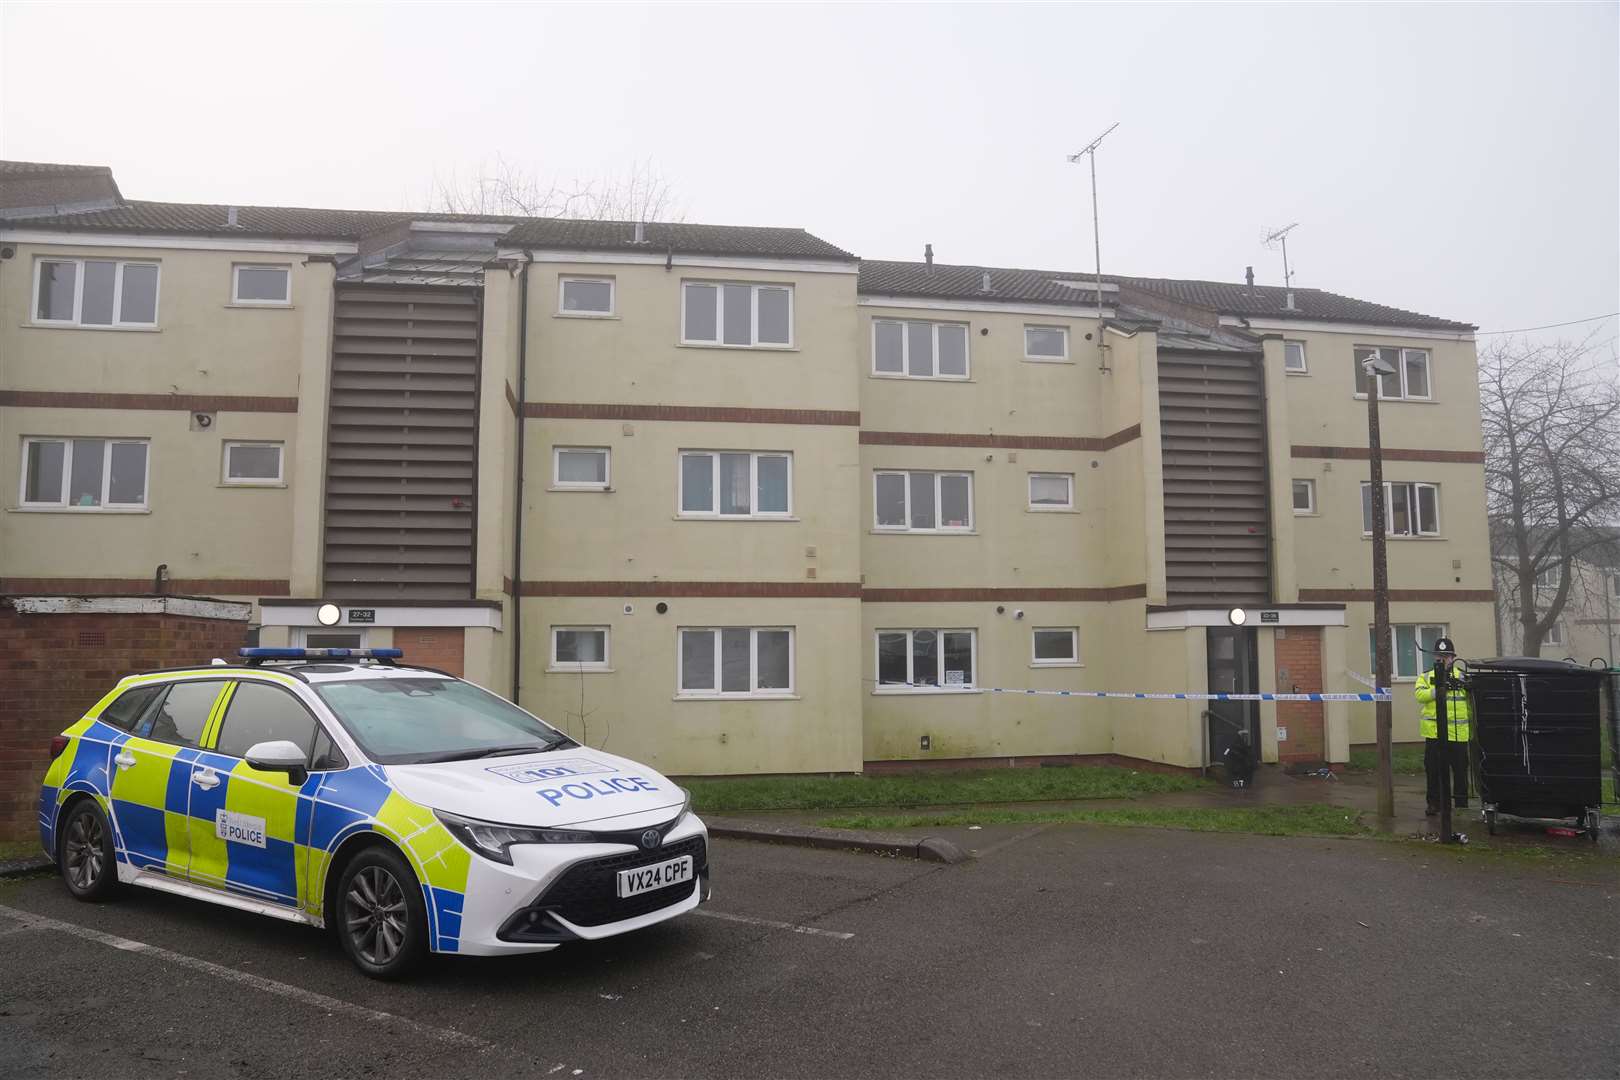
[3,2,1615,355]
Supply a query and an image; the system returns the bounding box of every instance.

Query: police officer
[1413,636,1471,815]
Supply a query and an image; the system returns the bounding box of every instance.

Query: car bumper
[446,815,709,957]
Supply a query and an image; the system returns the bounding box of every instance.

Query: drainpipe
[510,253,533,701]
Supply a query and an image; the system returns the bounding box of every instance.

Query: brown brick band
[860,423,1142,452]
[525,403,861,427]
[1298,588,1495,603]
[504,381,520,417]
[522,580,863,598]
[861,584,1147,603]
[0,391,299,413]
[1291,445,1485,464]
[0,578,290,596]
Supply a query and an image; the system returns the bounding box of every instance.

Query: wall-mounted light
[1227,607,1248,626]
[316,603,342,627]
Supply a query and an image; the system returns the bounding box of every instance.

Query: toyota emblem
[639,829,661,850]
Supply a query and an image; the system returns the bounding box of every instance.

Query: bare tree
[427,155,681,223]
[1482,332,1620,654]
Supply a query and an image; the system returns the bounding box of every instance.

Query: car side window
[310,726,349,772]
[213,682,320,761]
[98,685,163,732]
[138,681,226,748]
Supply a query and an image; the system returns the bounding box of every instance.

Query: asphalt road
[1,827,1615,1080]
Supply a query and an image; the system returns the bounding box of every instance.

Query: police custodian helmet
[1434,637,1457,655]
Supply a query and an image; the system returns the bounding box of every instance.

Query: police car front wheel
[336,846,427,979]
[59,800,120,902]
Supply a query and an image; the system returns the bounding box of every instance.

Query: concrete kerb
[705,817,970,864]
[0,854,52,879]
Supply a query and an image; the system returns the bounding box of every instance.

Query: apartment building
[0,159,1494,781]
[1493,535,1620,664]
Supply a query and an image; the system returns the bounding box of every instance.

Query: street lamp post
[1364,353,1397,820]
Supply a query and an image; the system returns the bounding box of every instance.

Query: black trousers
[1424,737,1470,808]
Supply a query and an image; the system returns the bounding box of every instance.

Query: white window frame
[677,450,793,518]
[1367,622,1448,682]
[231,264,291,306]
[1354,345,1433,402]
[32,257,161,328]
[1543,620,1565,648]
[1031,627,1080,667]
[680,281,794,348]
[677,626,796,698]
[874,628,978,692]
[1609,572,1620,599]
[19,436,150,510]
[1284,340,1308,374]
[1027,472,1075,511]
[870,318,971,380]
[1292,478,1316,515]
[873,470,974,532]
[221,441,285,486]
[557,276,616,317]
[553,446,611,491]
[1360,481,1441,537]
[550,626,611,671]
[1023,325,1070,362]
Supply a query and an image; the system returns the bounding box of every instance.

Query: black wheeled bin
[1466,657,1607,840]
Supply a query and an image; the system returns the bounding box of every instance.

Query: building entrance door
[1206,627,1259,770]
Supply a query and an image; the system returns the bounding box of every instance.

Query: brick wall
[1274,626,1325,764]
[395,627,465,677]
[0,604,247,843]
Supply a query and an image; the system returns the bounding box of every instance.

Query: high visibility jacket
[1414,668,1472,741]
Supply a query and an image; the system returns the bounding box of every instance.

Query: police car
[37,648,709,978]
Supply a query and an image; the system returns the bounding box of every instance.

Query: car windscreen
[313,677,574,765]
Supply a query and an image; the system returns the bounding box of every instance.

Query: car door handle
[114,752,137,768]
[192,769,221,790]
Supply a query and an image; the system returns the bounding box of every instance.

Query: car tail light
[48,735,70,760]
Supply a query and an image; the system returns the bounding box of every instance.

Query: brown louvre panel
[323,283,480,601]
[1158,353,1271,606]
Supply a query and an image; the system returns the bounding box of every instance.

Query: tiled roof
[0,160,115,176]
[12,195,854,260]
[858,260,1105,306]
[1121,276,1475,332]
[501,218,854,260]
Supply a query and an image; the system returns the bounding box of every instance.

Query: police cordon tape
[871,679,1390,702]
[1345,670,1392,694]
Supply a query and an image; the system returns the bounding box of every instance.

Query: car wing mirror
[245,739,309,785]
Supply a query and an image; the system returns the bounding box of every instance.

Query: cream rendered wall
[522,596,862,775]
[475,265,521,600]
[1342,599,1497,744]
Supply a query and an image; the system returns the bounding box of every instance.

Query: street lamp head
[1361,355,1396,377]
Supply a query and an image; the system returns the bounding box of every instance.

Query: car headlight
[435,810,597,864]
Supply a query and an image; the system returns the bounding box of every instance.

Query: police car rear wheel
[59,801,119,901]
[337,847,426,978]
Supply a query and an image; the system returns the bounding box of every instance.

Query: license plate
[616,855,694,898]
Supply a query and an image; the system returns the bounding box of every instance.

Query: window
[214,682,319,761]
[232,265,290,305]
[1032,628,1080,666]
[678,627,794,697]
[554,447,610,490]
[1534,566,1559,591]
[872,319,970,379]
[1354,346,1432,401]
[1544,620,1565,647]
[1360,482,1440,536]
[223,441,283,485]
[552,627,610,670]
[1284,340,1308,373]
[682,282,793,347]
[315,677,570,764]
[137,681,226,748]
[1023,326,1069,361]
[876,629,976,690]
[559,277,614,316]
[1610,572,1620,599]
[33,258,159,327]
[21,437,149,509]
[98,685,163,732]
[874,470,973,531]
[1292,479,1316,514]
[679,451,791,517]
[1028,473,1074,510]
[1367,624,1447,681]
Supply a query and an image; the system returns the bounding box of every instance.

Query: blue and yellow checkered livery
[38,672,473,953]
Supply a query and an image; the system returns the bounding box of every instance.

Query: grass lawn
[0,839,44,862]
[1347,745,1426,775]
[818,803,1370,838]
[685,766,1206,814]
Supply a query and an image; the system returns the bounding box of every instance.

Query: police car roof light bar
[238,647,404,666]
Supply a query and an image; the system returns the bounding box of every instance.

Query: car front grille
[521,835,708,932]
